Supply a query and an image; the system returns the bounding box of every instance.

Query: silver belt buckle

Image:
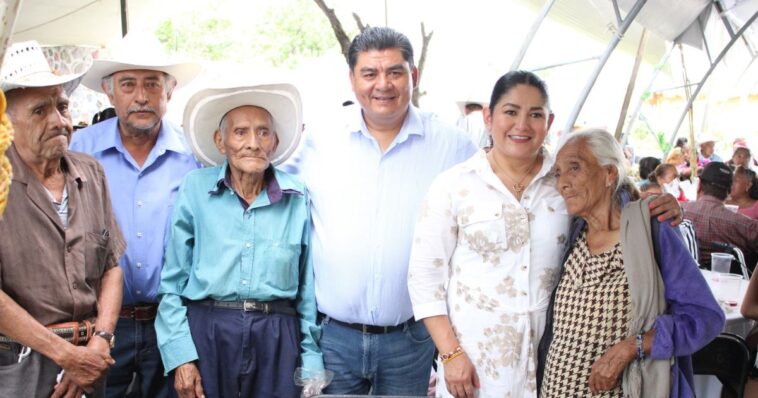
[243,300,270,314]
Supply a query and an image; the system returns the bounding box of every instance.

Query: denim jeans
[106,317,168,398]
[320,316,435,395]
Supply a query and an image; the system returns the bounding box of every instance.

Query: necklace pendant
[514,183,524,194]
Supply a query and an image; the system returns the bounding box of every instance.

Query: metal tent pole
[667,10,758,150]
[620,44,675,145]
[120,0,129,36]
[510,0,556,71]
[562,0,648,133]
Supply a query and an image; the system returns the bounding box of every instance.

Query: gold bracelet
[440,346,462,362]
[442,350,465,365]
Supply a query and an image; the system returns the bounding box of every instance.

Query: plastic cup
[711,252,733,273]
[711,273,743,302]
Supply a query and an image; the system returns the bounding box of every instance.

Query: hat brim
[80,60,201,93]
[456,100,488,115]
[1,70,86,95]
[184,84,302,167]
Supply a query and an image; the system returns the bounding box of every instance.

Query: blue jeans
[106,317,168,398]
[320,316,435,395]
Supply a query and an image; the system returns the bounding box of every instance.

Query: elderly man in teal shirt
[155,85,325,398]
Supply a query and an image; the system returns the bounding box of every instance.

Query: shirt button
[136,232,143,238]
[521,265,527,271]
[136,262,142,269]
[521,291,527,296]
[66,245,72,253]
[136,290,142,295]
[137,201,143,207]
[242,280,248,285]
[72,282,78,290]
[245,242,252,248]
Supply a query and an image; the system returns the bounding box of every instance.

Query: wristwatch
[93,330,115,348]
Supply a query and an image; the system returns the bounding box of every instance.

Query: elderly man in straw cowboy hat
[0,41,125,398]
[69,32,201,398]
[155,84,326,397]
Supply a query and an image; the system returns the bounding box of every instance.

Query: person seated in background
[683,162,758,268]
[650,163,685,201]
[636,156,660,186]
[696,136,720,167]
[670,137,693,180]
[727,166,758,220]
[728,145,753,170]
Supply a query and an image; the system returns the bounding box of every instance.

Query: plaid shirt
[683,195,758,265]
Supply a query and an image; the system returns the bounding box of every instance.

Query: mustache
[127,106,157,115]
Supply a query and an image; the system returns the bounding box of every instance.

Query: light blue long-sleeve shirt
[281,105,477,326]
[69,118,201,305]
[155,163,322,374]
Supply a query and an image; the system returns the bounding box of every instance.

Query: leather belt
[193,299,296,316]
[0,319,94,347]
[322,314,416,334]
[120,304,158,321]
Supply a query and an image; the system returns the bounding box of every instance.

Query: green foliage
[655,131,671,157]
[153,0,338,69]
[155,14,235,61]
[250,1,338,68]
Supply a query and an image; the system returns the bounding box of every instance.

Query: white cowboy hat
[183,84,303,167]
[81,32,200,93]
[0,41,87,95]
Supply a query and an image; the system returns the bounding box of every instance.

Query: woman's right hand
[444,352,480,398]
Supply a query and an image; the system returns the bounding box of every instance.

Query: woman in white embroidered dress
[407,71,681,398]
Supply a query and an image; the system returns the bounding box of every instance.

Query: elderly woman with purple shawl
[537,129,724,397]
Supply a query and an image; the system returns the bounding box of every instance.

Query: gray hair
[556,128,637,205]
[101,72,177,95]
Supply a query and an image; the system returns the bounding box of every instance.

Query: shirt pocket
[84,231,108,282]
[259,241,302,291]
[457,201,506,258]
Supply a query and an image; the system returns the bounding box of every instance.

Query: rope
[0,90,14,217]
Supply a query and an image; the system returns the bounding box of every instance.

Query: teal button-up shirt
[155,162,322,374]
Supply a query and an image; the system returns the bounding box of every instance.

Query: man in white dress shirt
[283,26,477,395]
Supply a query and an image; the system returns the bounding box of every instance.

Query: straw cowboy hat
[0,41,87,95]
[183,84,303,166]
[81,32,200,93]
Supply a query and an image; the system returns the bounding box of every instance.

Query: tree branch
[313,0,351,62]
[352,12,367,33]
[412,22,433,107]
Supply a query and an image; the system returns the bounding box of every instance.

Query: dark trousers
[106,317,168,398]
[169,302,301,398]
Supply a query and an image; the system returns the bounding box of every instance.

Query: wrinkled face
[214,106,279,176]
[350,48,417,127]
[554,140,617,218]
[106,69,173,136]
[700,141,715,158]
[730,171,752,199]
[733,148,750,167]
[485,84,554,161]
[6,85,73,161]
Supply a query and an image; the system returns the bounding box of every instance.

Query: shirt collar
[699,194,725,206]
[9,145,86,188]
[467,147,556,181]
[208,161,302,205]
[91,118,187,155]
[347,105,425,141]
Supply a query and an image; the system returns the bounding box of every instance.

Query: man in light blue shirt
[69,33,201,398]
[156,85,324,398]
[282,27,477,395]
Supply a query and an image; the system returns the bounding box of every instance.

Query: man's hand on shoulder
[646,192,683,226]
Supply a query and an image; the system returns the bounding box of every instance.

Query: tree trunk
[413,22,433,107]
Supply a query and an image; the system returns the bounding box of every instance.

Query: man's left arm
[89,266,122,352]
